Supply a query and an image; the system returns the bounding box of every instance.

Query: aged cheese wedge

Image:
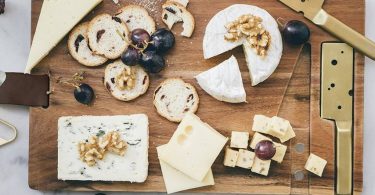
[195,55,246,103]
[157,145,214,194]
[203,4,283,86]
[159,113,228,181]
[25,0,102,73]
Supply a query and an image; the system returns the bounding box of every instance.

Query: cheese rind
[223,148,239,167]
[157,145,214,194]
[57,114,148,182]
[271,142,287,163]
[236,149,255,169]
[25,0,102,73]
[251,157,271,176]
[305,153,327,177]
[230,131,249,149]
[159,113,228,181]
[250,132,272,149]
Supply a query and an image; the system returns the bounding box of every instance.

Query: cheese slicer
[320,42,354,195]
[279,0,375,60]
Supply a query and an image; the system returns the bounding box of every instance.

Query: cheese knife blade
[320,42,354,195]
[279,0,375,60]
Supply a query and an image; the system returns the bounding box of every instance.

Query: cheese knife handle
[336,121,353,195]
[313,10,375,60]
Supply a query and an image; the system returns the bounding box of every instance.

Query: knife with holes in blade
[321,42,354,195]
[0,71,49,107]
[279,0,375,60]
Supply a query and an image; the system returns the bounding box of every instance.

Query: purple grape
[131,28,151,48]
[282,20,310,45]
[121,47,141,66]
[140,51,165,73]
[255,140,276,160]
[74,83,94,105]
[151,28,175,53]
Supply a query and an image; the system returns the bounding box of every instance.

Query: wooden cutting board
[28,0,364,194]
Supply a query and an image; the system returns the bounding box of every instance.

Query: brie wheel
[203,4,283,86]
[195,55,246,103]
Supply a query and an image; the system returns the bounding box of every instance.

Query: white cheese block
[57,115,149,182]
[279,123,296,143]
[236,149,255,169]
[223,147,239,167]
[157,145,214,194]
[195,55,246,103]
[251,157,271,176]
[250,132,272,149]
[25,0,102,73]
[272,142,287,163]
[252,115,271,134]
[267,116,289,138]
[230,131,249,149]
[305,153,327,177]
[159,113,228,181]
[203,4,283,86]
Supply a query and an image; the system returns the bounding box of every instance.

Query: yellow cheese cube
[305,153,327,177]
[223,148,239,167]
[250,132,272,149]
[236,149,255,169]
[271,142,287,163]
[230,131,249,149]
[251,157,271,176]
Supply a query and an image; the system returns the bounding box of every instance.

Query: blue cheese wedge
[157,145,214,194]
[159,113,228,182]
[57,115,149,182]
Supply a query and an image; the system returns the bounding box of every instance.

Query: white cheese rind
[25,0,102,73]
[157,145,214,194]
[159,113,228,181]
[57,115,149,182]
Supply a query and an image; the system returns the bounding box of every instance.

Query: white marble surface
[0,0,375,194]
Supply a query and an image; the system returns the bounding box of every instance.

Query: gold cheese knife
[321,42,354,195]
[278,0,375,60]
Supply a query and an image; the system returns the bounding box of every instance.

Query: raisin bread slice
[115,5,156,34]
[104,60,149,101]
[153,78,199,122]
[162,1,195,37]
[68,22,108,66]
[87,14,130,59]
[168,0,189,7]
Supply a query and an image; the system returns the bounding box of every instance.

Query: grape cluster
[121,28,175,73]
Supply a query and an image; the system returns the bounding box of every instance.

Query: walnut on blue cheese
[271,142,287,163]
[251,156,271,176]
[252,115,271,134]
[249,132,272,149]
[304,153,327,177]
[58,114,149,182]
[236,149,255,169]
[223,147,239,167]
[230,131,249,149]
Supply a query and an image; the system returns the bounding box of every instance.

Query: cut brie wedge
[203,4,283,86]
[195,56,246,103]
[25,0,103,73]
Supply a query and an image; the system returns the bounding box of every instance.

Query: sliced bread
[161,1,195,37]
[153,78,199,122]
[115,5,156,34]
[68,22,108,67]
[168,0,189,7]
[104,60,149,101]
[87,14,130,59]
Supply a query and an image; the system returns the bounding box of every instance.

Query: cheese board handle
[313,9,375,60]
[336,121,353,195]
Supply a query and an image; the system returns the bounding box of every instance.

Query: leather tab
[0,73,49,107]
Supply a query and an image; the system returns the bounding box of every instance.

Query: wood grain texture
[28,0,364,194]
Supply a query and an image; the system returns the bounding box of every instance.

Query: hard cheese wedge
[25,0,102,73]
[157,145,214,194]
[159,113,228,181]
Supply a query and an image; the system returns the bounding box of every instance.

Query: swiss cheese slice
[159,113,228,181]
[195,55,246,103]
[25,0,102,73]
[157,145,214,194]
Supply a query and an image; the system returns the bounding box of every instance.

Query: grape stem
[57,71,85,89]
[116,29,152,54]
[276,17,287,29]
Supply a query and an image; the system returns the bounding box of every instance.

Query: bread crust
[116,5,156,34]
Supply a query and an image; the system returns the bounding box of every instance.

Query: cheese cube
[230,131,249,149]
[279,123,296,143]
[223,148,239,167]
[272,142,287,163]
[157,145,214,194]
[236,149,255,169]
[250,132,272,149]
[251,157,271,176]
[268,116,289,138]
[159,113,228,181]
[252,115,271,134]
[305,153,327,177]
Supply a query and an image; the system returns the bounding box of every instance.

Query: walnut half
[115,67,137,91]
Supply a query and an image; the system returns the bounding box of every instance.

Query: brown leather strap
[0,73,49,107]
